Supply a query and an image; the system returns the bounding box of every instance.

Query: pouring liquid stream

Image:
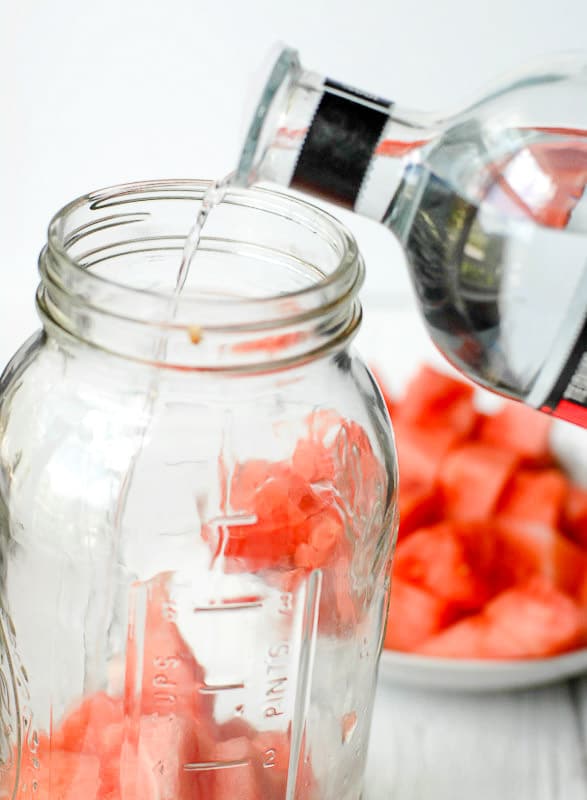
[114,174,236,535]
[174,172,236,302]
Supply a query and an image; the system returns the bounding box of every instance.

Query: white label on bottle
[355,118,402,220]
[538,317,587,426]
[526,258,587,423]
[564,352,587,404]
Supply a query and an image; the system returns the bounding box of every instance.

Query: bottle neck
[237,50,439,223]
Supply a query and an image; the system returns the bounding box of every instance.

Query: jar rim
[46,179,361,318]
[39,179,365,371]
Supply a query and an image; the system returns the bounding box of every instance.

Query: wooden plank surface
[364,677,587,800]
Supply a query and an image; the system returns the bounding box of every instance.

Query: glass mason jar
[0,180,398,800]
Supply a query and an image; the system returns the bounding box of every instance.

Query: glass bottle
[0,180,397,800]
[236,46,587,427]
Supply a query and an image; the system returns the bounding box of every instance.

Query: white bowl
[357,301,587,692]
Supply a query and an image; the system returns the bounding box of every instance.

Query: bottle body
[392,124,587,425]
[0,181,397,800]
[238,48,587,425]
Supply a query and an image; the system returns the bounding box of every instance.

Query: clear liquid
[113,175,237,596]
[174,172,235,299]
[388,126,587,406]
[115,174,236,523]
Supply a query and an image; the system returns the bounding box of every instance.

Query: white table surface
[365,676,587,800]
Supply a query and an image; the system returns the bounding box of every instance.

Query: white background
[2,0,587,369]
[3,6,587,796]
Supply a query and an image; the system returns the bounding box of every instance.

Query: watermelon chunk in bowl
[358,305,587,691]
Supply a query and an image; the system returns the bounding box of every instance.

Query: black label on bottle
[291,79,391,209]
[541,314,587,426]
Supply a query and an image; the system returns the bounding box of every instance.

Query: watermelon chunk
[208,417,372,574]
[415,614,490,659]
[453,520,500,582]
[200,411,382,585]
[216,467,314,570]
[229,459,274,506]
[494,517,587,595]
[393,522,492,611]
[33,750,100,800]
[397,364,477,437]
[52,692,126,798]
[27,696,320,800]
[294,510,344,569]
[292,437,336,485]
[124,574,213,721]
[119,713,201,800]
[251,730,292,799]
[439,442,519,521]
[394,421,462,487]
[397,481,441,539]
[417,579,583,659]
[54,692,124,755]
[384,578,455,652]
[562,484,587,548]
[483,578,583,658]
[478,401,553,466]
[498,468,569,527]
[294,409,382,496]
[209,737,263,800]
[295,409,341,487]
[371,359,587,662]
[96,720,126,798]
[206,461,339,572]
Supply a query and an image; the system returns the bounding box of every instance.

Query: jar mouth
[38,179,364,371]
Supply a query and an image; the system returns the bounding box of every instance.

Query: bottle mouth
[235,46,301,187]
[38,179,363,372]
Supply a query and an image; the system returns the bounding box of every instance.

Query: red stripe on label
[551,399,587,427]
[375,139,429,157]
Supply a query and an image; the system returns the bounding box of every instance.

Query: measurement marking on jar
[264,642,289,719]
[278,592,293,615]
[183,759,250,772]
[192,598,264,612]
[198,681,246,694]
[206,513,258,527]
